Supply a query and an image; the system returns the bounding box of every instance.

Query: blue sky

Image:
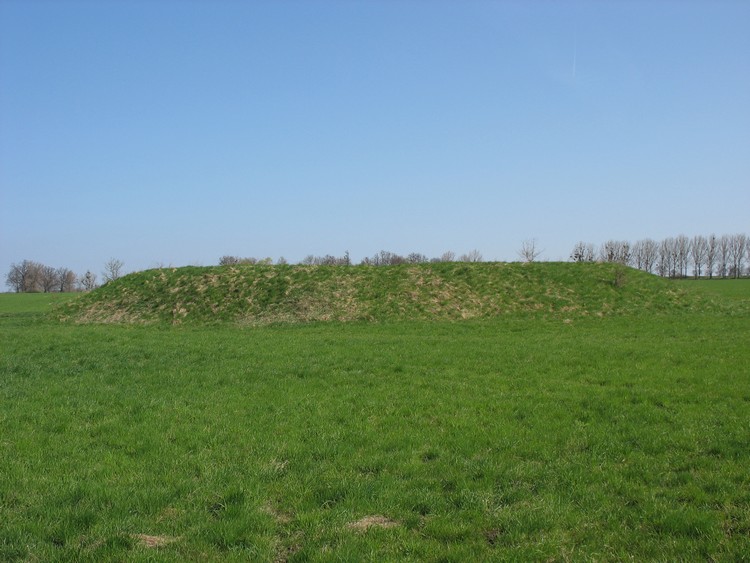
[1,0,748,275]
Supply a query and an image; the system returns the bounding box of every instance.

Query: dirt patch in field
[347,515,398,532]
[133,534,178,548]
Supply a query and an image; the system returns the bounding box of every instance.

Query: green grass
[674,278,750,303]
[2,272,749,560]
[0,292,78,314]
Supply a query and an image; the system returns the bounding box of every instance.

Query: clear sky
[1,0,748,275]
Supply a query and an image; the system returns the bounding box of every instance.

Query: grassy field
[0,292,78,314]
[674,278,750,303]
[1,270,749,561]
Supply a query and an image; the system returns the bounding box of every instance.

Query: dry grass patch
[347,515,399,532]
[263,501,293,525]
[133,534,179,548]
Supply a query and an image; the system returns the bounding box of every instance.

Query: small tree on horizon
[80,270,97,291]
[519,239,542,262]
[459,249,483,263]
[570,241,595,263]
[102,258,124,284]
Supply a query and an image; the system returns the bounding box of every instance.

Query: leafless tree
[600,240,631,265]
[5,260,45,292]
[668,237,681,277]
[277,256,288,265]
[56,267,77,292]
[657,238,675,277]
[729,233,747,278]
[705,234,718,278]
[674,234,690,278]
[634,238,658,273]
[690,235,708,278]
[80,270,97,291]
[301,252,350,266]
[459,249,483,263]
[102,258,124,284]
[518,239,542,262]
[407,253,429,264]
[631,241,645,270]
[362,250,407,266]
[570,241,596,263]
[439,251,456,263]
[6,261,32,292]
[717,235,731,278]
[690,235,708,277]
[220,255,259,265]
[6,262,26,292]
[39,265,59,293]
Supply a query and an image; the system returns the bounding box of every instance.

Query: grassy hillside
[58,262,712,325]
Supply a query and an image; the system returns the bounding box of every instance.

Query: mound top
[58,262,705,325]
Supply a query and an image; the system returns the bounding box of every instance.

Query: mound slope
[59,262,705,325]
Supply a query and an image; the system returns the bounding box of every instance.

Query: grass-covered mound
[59,262,709,325]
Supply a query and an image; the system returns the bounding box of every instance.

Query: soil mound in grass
[58,262,708,325]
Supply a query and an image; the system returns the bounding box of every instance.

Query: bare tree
[705,234,718,278]
[657,238,676,277]
[39,265,59,293]
[459,249,483,263]
[6,263,22,292]
[5,260,45,292]
[407,252,429,264]
[6,261,30,292]
[729,233,747,278]
[690,235,708,278]
[669,237,681,277]
[301,252,350,266]
[639,238,659,274]
[570,241,595,263]
[631,240,645,270]
[80,270,97,291]
[674,235,690,278]
[102,258,124,284]
[600,240,631,265]
[56,267,77,292]
[439,251,456,263]
[717,235,730,278]
[518,239,542,262]
[362,250,407,266]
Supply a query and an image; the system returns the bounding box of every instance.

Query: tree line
[571,233,749,278]
[5,258,124,293]
[7,234,747,292]
[220,249,484,268]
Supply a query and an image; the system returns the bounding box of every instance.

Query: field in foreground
[1,280,749,561]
